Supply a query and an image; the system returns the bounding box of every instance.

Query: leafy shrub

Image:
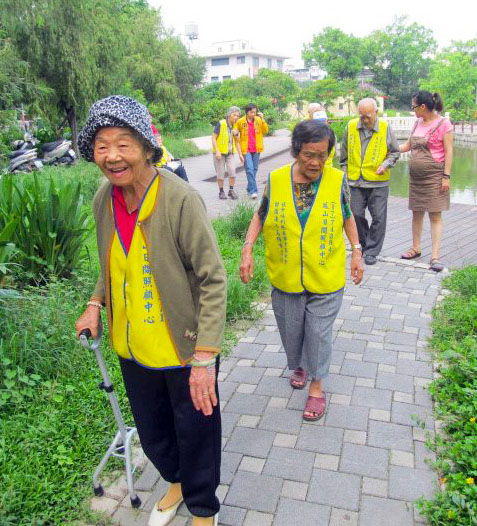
[0,275,131,525]
[0,174,91,283]
[418,266,477,525]
[213,203,269,323]
[329,117,353,142]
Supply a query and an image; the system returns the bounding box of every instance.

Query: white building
[285,65,326,83]
[201,40,290,83]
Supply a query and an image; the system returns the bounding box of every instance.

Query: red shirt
[247,119,257,153]
[112,186,137,254]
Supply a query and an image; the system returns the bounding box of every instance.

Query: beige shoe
[148,496,183,526]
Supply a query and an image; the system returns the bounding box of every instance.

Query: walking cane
[79,326,141,508]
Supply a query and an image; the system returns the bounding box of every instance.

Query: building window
[211,57,229,66]
[242,43,246,49]
[277,59,283,70]
[230,45,234,50]
[222,76,231,80]
[237,56,245,64]
[217,47,222,52]
[339,103,344,110]
[253,56,259,67]
[211,76,219,82]
[267,58,272,68]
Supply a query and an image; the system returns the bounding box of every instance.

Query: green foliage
[0,173,91,282]
[303,78,356,110]
[161,134,204,159]
[328,117,354,142]
[0,218,18,276]
[363,16,437,108]
[194,70,297,132]
[303,27,364,80]
[421,49,477,121]
[1,1,205,150]
[213,203,269,322]
[417,266,477,525]
[0,274,131,525]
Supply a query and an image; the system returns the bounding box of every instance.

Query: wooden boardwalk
[384,197,477,269]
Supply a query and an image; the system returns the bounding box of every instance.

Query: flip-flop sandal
[401,247,422,260]
[303,394,327,421]
[289,367,308,389]
[430,259,444,272]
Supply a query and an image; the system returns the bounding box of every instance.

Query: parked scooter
[41,139,76,166]
[8,133,43,173]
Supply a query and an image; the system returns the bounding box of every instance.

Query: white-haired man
[340,98,400,265]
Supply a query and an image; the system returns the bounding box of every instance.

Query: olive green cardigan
[91,169,227,363]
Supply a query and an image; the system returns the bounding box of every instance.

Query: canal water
[334,143,477,205]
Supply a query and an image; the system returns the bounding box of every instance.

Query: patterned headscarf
[78,95,162,163]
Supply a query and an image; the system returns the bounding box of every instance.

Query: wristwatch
[351,243,362,252]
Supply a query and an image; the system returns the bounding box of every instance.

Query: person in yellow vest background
[340,98,400,265]
[211,106,243,200]
[239,120,363,421]
[75,96,225,526]
[235,103,269,199]
[306,102,334,167]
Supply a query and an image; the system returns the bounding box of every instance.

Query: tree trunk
[66,106,79,155]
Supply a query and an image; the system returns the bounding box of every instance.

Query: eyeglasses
[411,104,421,110]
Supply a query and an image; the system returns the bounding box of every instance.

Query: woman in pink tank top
[399,91,453,272]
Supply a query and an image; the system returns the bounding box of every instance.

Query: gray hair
[308,102,322,113]
[226,106,241,119]
[358,98,378,111]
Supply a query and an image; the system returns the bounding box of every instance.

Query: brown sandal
[303,394,327,421]
[289,367,308,389]
[401,247,422,260]
[430,259,444,272]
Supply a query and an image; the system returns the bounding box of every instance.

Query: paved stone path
[90,133,475,525]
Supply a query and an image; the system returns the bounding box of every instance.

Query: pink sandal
[289,367,308,389]
[303,394,327,421]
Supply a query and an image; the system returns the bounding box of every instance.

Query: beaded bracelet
[87,300,103,309]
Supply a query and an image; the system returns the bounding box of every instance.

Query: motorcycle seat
[42,140,65,152]
[9,148,36,159]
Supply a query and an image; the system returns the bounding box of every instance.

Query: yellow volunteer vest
[110,176,182,369]
[347,118,390,181]
[156,145,172,167]
[262,163,346,294]
[213,119,236,154]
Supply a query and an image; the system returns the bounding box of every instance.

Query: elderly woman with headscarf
[75,95,226,526]
[211,106,243,200]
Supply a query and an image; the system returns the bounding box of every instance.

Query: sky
[149,0,477,67]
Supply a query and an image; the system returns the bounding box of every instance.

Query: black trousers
[350,185,389,256]
[119,357,221,517]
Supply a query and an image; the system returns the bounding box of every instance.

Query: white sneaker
[251,192,258,199]
[148,497,183,526]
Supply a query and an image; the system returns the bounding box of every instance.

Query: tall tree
[421,50,477,120]
[302,27,364,80]
[122,5,205,125]
[1,0,130,152]
[363,16,436,108]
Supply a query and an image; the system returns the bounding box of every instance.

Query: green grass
[0,190,268,524]
[417,266,477,525]
[161,133,205,159]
